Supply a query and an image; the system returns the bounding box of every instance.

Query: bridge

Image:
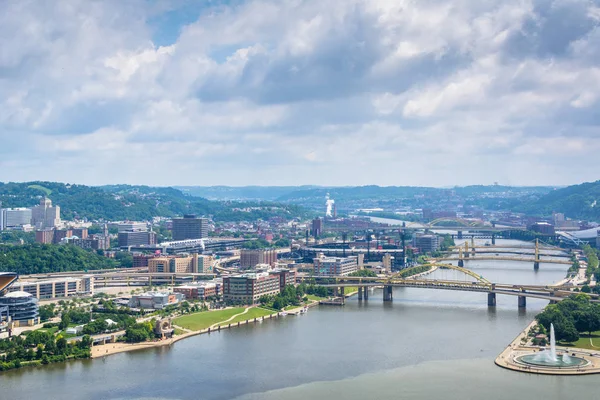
[300,263,593,308]
[439,239,572,268]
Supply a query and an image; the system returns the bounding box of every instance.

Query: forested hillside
[0,244,118,275]
[515,181,600,221]
[0,182,309,221]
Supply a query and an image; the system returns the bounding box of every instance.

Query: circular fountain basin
[517,353,588,368]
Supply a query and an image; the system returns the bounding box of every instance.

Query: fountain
[517,323,587,368]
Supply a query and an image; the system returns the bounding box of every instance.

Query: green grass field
[343,286,358,295]
[560,332,600,350]
[173,308,244,331]
[28,184,52,196]
[306,294,327,301]
[228,307,273,324]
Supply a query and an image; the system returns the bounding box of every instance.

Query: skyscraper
[172,215,209,240]
[31,198,61,229]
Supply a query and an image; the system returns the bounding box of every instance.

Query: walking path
[209,307,250,329]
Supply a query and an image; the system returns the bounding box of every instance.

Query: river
[2,239,598,400]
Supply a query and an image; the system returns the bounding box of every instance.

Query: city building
[133,253,156,268]
[240,249,278,269]
[118,231,157,247]
[311,218,322,237]
[529,222,555,235]
[413,234,440,253]
[53,229,73,244]
[269,269,296,291]
[147,254,212,273]
[128,292,184,309]
[0,291,40,327]
[71,228,89,239]
[35,229,55,244]
[313,256,358,276]
[223,272,281,304]
[174,281,219,300]
[8,276,94,299]
[117,222,147,232]
[31,198,61,229]
[0,207,32,230]
[172,215,209,240]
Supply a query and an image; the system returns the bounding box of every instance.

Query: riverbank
[495,320,600,375]
[91,302,321,359]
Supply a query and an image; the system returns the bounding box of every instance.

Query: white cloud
[0,0,599,186]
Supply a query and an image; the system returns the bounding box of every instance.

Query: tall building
[240,249,278,269]
[118,231,157,247]
[117,222,147,232]
[311,218,322,237]
[172,215,209,240]
[0,208,32,230]
[71,228,89,239]
[35,229,55,244]
[31,198,61,229]
[413,234,440,253]
[53,229,73,244]
[313,256,358,276]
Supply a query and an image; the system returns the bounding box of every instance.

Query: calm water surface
[2,240,597,400]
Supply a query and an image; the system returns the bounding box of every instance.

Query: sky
[1,0,599,187]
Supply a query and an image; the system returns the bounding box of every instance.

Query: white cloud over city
[1,0,599,186]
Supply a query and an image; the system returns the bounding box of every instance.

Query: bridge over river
[300,263,596,308]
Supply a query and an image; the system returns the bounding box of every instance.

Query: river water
[2,240,598,400]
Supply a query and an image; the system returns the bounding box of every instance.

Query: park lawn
[173,308,244,331]
[560,332,600,350]
[229,307,273,324]
[36,326,59,335]
[343,286,358,295]
[28,184,52,195]
[306,294,327,301]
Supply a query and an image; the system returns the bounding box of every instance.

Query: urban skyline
[1,1,599,187]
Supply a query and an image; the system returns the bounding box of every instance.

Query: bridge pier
[533,261,540,270]
[358,287,364,300]
[364,287,369,300]
[340,286,345,296]
[458,231,463,240]
[518,296,527,308]
[491,234,496,245]
[333,287,339,297]
[458,259,464,267]
[487,293,496,307]
[383,285,393,302]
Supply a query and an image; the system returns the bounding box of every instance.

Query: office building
[313,256,358,276]
[311,218,322,237]
[0,291,40,327]
[269,269,296,291]
[32,198,61,229]
[147,254,213,273]
[9,276,94,299]
[413,234,440,253]
[118,231,157,247]
[529,222,555,235]
[240,249,278,269]
[172,215,209,240]
[0,208,32,230]
[223,272,281,304]
[174,281,219,300]
[117,222,147,232]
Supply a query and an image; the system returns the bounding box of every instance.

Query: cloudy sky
[1,0,599,187]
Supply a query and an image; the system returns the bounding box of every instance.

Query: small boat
[280,311,288,316]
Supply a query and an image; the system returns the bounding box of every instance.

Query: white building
[0,208,32,230]
[313,256,358,276]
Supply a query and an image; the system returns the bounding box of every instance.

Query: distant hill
[175,185,319,201]
[515,180,600,221]
[0,182,308,222]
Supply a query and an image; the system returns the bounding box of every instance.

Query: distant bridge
[300,263,593,307]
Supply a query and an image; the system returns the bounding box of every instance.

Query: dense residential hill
[0,182,308,222]
[515,180,600,221]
